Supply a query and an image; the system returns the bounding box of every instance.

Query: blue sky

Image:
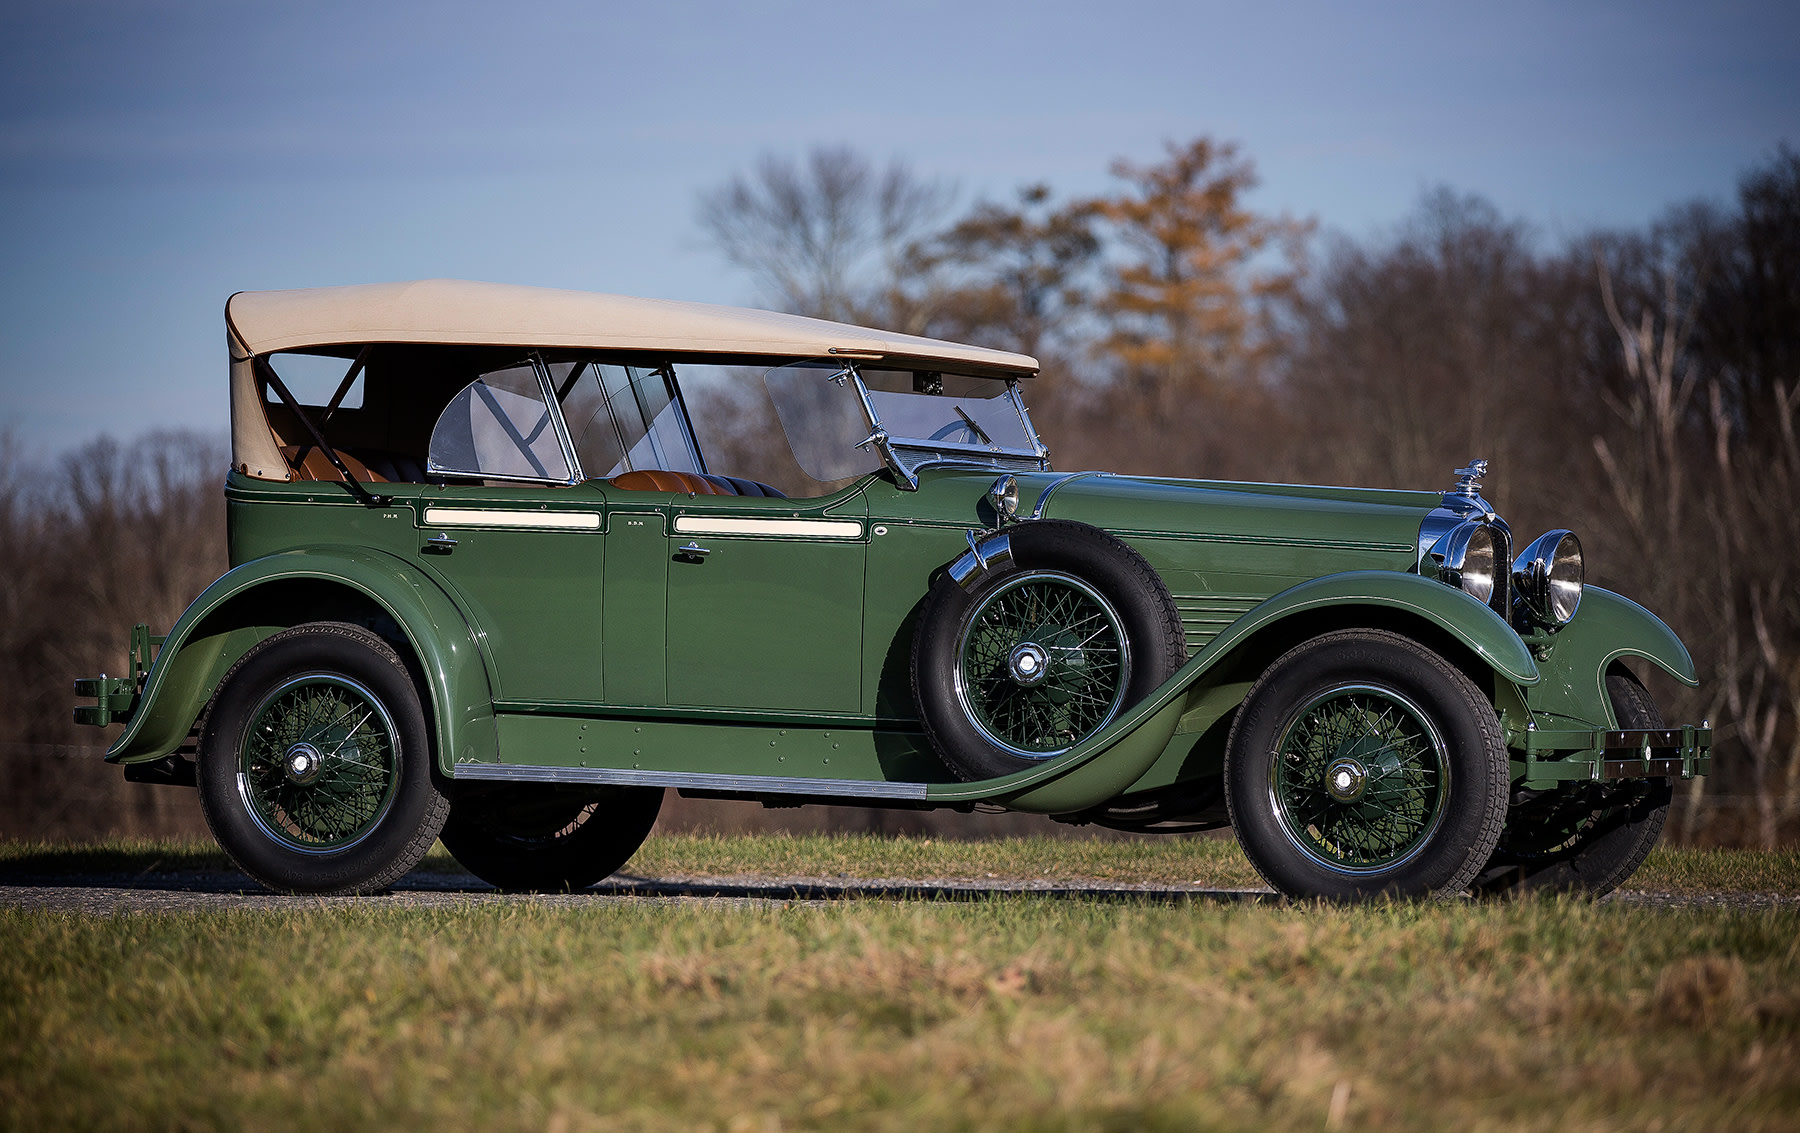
[2,0,1797,453]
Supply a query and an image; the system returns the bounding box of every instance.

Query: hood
[1024,472,1437,557]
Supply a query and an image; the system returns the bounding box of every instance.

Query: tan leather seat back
[608,469,731,495]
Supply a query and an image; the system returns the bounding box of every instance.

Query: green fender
[932,570,1538,814]
[1526,586,1698,728]
[106,547,498,776]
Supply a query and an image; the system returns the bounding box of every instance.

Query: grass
[2,895,1798,1131]
[3,832,1797,894]
[3,835,1799,1129]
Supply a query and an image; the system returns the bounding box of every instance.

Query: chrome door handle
[675,541,712,563]
[424,532,458,554]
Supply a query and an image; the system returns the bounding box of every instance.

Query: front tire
[1472,666,1672,897]
[197,622,449,895]
[440,783,663,892]
[1225,630,1509,900]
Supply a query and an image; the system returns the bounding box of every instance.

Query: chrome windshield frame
[834,362,1051,490]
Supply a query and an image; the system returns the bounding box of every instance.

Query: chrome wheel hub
[1007,642,1051,687]
[1325,756,1368,802]
[283,742,324,785]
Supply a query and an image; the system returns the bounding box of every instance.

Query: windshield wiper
[955,406,992,445]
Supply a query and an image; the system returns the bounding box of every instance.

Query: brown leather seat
[608,469,732,495]
[281,445,387,483]
[280,446,429,484]
[607,470,789,498]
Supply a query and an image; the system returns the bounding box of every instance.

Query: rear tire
[197,622,449,895]
[440,783,663,892]
[1473,667,1672,897]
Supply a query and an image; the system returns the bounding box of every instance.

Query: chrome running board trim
[454,763,932,799]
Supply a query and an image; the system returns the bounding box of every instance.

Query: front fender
[107,548,498,776]
[1199,570,1540,688]
[931,570,1537,813]
[1526,586,1698,728]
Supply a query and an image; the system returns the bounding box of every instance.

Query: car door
[663,491,869,715]
[414,359,607,706]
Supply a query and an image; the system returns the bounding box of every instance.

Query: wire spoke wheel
[954,570,1131,758]
[236,673,401,853]
[1268,684,1450,873]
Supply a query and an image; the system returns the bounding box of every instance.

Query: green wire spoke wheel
[237,673,401,853]
[955,571,1130,758]
[912,520,1187,782]
[198,622,449,895]
[1225,629,1508,901]
[1268,685,1448,872]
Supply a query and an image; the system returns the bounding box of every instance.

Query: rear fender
[106,548,497,776]
[933,570,1537,812]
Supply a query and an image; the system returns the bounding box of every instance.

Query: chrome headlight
[1513,530,1583,625]
[987,474,1019,522]
[1433,521,1500,605]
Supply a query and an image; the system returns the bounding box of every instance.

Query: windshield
[764,361,1048,486]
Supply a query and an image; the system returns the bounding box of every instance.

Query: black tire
[197,622,450,895]
[911,519,1186,782]
[440,783,663,892]
[1472,666,1672,898]
[1224,629,1509,901]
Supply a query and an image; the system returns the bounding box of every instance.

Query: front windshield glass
[764,361,1047,484]
[763,363,885,482]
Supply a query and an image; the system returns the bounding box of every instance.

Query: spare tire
[911,519,1186,782]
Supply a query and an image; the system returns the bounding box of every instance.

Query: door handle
[423,532,458,554]
[675,541,711,563]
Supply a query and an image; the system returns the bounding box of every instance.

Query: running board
[454,762,932,800]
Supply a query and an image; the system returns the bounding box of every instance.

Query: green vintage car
[75,279,1710,899]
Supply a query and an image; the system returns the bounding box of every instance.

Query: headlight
[1514,530,1583,625]
[987,474,1019,522]
[1433,521,1499,605]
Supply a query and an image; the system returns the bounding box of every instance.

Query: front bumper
[1511,726,1711,789]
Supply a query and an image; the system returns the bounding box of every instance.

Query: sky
[1,0,1797,454]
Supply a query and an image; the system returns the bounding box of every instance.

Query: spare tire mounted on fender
[911,519,1187,782]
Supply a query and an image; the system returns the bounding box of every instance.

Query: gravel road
[2,869,1794,913]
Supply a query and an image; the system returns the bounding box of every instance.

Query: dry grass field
[3,835,1798,1131]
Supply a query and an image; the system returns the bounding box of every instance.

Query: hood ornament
[1451,459,1489,499]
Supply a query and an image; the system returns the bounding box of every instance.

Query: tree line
[3,139,1794,845]
[692,138,1800,847]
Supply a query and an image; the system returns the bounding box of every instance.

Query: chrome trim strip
[454,763,932,799]
[422,507,601,530]
[531,354,585,484]
[1030,471,1110,518]
[672,516,862,538]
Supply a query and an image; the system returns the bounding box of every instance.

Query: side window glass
[427,363,572,482]
[556,363,702,479]
[554,362,626,477]
[263,352,365,409]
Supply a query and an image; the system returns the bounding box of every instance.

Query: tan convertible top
[226,279,1039,481]
[227,279,1038,372]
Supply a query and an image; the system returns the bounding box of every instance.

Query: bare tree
[916,184,1101,362]
[697,145,954,328]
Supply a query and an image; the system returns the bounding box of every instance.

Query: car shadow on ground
[0,851,1274,907]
